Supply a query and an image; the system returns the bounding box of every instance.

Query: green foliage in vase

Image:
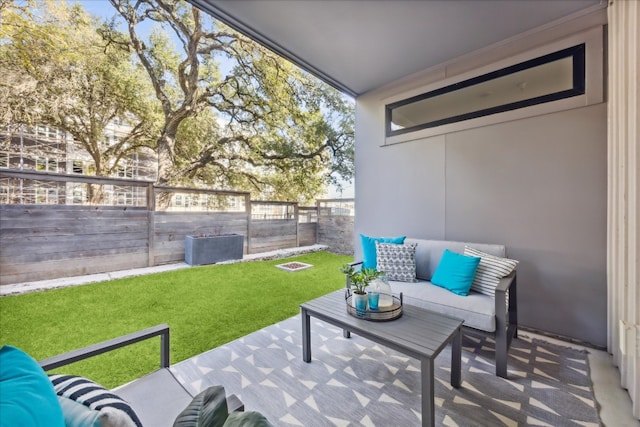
[340,264,384,295]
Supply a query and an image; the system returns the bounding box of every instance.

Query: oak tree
[108,0,353,201]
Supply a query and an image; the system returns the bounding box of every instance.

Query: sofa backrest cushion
[405,239,506,281]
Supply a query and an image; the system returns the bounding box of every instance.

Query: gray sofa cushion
[361,239,510,334]
[406,238,506,281]
[390,280,496,332]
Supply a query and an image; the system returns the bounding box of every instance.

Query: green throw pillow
[430,249,481,296]
[173,385,230,427]
[223,411,274,427]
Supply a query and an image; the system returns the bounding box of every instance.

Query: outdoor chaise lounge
[0,324,273,426]
[349,237,518,378]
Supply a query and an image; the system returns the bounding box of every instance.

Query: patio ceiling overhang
[187,0,603,97]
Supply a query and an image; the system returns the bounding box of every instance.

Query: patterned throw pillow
[49,374,142,427]
[375,242,417,282]
[464,246,518,296]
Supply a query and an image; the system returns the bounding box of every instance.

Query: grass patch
[0,251,351,388]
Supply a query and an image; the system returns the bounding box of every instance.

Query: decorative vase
[353,292,368,316]
[370,275,393,308]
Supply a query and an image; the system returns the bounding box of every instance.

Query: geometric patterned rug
[171,315,601,427]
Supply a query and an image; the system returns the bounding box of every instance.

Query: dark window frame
[385,43,586,137]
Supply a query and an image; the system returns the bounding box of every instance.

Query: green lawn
[0,251,351,388]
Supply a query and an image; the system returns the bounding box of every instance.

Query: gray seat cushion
[390,280,496,332]
[114,368,192,427]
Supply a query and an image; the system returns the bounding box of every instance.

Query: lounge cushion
[49,374,142,427]
[375,242,417,282]
[430,249,481,296]
[115,368,192,427]
[0,345,65,427]
[360,234,406,269]
[465,246,519,296]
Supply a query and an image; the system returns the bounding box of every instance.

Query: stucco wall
[354,18,607,346]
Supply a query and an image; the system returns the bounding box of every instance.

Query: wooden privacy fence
[0,169,354,286]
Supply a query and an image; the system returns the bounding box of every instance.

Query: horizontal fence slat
[1,252,149,285]
[0,177,354,284]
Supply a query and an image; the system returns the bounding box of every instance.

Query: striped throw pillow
[464,246,518,296]
[49,374,142,427]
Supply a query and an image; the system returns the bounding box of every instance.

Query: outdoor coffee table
[300,290,463,427]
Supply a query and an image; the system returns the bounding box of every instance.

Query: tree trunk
[156,131,176,186]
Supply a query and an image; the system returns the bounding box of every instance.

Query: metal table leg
[301,308,311,362]
[451,327,462,388]
[421,357,435,427]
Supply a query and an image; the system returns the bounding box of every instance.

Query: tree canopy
[0,0,158,182]
[1,0,354,202]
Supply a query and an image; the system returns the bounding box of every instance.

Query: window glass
[386,44,585,136]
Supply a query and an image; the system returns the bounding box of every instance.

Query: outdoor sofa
[0,324,272,427]
[349,237,518,378]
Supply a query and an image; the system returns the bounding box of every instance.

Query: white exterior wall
[607,0,639,418]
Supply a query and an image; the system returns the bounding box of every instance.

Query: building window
[36,157,46,171]
[72,160,84,174]
[185,194,199,208]
[0,152,8,168]
[36,188,58,204]
[71,187,86,204]
[36,157,58,172]
[116,164,133,178]
[386,43,586,137]
[116,192,133,205]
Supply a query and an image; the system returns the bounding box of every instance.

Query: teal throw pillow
[0,345,65,427]
[360,234,406,269]
[430,249,481,296]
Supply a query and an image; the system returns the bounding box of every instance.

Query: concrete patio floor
[0,244,637,425]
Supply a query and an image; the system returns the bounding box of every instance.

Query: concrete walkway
[0,244,329,296]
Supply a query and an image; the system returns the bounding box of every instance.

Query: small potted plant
[341,264,384,315]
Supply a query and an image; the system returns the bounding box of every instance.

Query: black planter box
[184,234,244,266]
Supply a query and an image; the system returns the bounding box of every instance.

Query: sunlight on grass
[0,251,351,388]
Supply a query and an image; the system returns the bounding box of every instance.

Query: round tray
[345,290,403,321]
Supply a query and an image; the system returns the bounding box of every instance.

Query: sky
[74,0,354,198]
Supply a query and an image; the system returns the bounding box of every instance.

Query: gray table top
[300,290,464,360]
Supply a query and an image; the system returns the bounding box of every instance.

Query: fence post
[294,203,300,247]
[316,199,321,245]
[147,183,156,267]
[246,194,252,254]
